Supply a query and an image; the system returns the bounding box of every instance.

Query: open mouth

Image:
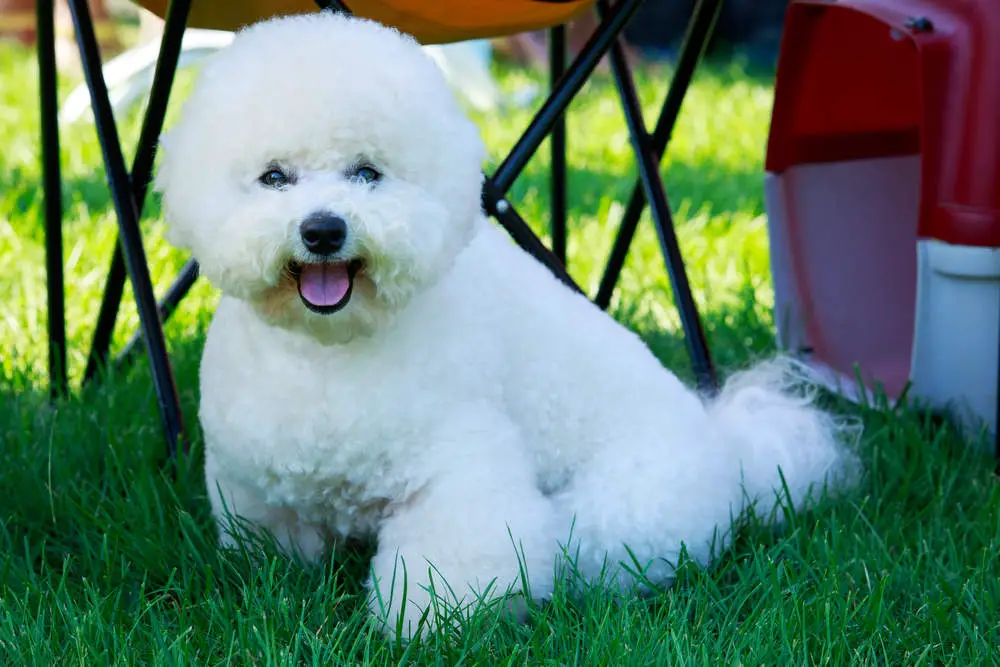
[288,259,365,315]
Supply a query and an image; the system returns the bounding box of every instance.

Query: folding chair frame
[36,0,723,459]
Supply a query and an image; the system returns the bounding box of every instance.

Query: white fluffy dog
[155,12,859,639]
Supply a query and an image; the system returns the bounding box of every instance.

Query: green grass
[0,41,998,664]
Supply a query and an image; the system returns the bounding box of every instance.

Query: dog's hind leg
[550,357,860,595]
[549,423,747,596]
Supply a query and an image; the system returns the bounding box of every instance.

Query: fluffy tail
[706,356,863,523]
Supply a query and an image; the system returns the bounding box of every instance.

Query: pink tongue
[298,263,351,307]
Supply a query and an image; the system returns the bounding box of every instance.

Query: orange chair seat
[136,0,594,44]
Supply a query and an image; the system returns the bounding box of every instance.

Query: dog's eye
[259,167,293,190]
[350,165,382,185]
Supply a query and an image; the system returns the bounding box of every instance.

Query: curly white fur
[155,13,861,640]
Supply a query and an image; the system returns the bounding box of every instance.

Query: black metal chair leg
[482,181,583,294]
[595,0,723,310]
[492,0,645,192]
[116,259,199,371]
[86,251,127,384]
[598,0,717,391]
[550,25,568,265]
[482,0,646,291]
[67,0,187,457]
[315,0,351,12]
[83,0,194,386]
[37,0,67,399]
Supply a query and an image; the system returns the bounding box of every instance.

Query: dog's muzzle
[291,211,364,314]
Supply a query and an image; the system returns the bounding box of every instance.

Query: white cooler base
[911,241,1000,439]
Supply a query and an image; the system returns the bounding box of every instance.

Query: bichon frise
[155,12,860,639]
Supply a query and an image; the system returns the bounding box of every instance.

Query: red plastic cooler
[764,0,1000,440]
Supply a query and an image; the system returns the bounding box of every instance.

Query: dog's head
[155,13,487,342]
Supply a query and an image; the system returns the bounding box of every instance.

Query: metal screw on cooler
[904,15,933,32]
[496,199,510,214]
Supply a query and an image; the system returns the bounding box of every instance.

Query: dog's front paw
[364,550,525,642]
[361,408,561,641]
[365,554,443,641]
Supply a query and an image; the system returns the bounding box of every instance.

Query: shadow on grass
[2,154,766,233]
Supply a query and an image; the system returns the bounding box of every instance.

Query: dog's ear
[152,131,194,252]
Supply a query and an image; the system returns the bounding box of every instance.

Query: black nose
[299,212,348,256]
